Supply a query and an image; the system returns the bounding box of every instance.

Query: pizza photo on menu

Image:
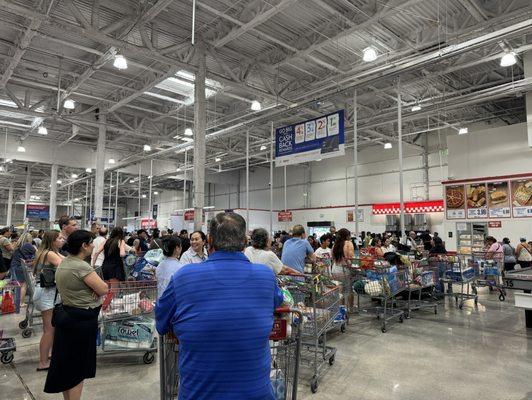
[445,185,465,209]
[466,183,487,209]
[487,181,509,208]
[511,179,532,206]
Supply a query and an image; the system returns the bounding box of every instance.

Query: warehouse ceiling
[0,0,531,202]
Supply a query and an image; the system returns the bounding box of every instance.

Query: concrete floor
[1,288,531,400]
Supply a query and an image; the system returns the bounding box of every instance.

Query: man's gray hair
[251,228,269,250]
[209,212,247,252]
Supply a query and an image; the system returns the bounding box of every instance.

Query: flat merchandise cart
[405,259,439,318]
[159,307,303,400]
[284,275,339,393]
[0,280,21,364]
[18,260,42,338]
[503,267,532,328]
[469,252,507,301]
[98,280,158,364]
[438,255,479,309]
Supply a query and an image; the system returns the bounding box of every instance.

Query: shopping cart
[317,258,351,328]
[284,275,338,393]
[18,260,41,338]
[405,260,439,318]
[437,254,479,309]
[1,280,21,364]
[99,280,158,364]
[353,264,408,333]
[469,252,507,301]
[159,307,303,400]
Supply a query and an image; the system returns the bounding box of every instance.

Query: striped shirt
[155,251,283,400]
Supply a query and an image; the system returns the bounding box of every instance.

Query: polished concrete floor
[1,288,531,400]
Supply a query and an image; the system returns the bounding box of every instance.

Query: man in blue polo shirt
[155,212,283,400]
[281,224,316,274]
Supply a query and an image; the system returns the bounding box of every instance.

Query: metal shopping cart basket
[469,252,507,301]
[437,254,479,309]
[353,264,408,333]
[1,280,21,364]
[18,260,42,338]
[159,307,303,400]
[405,259,439,318]
[99,280,158,364]
[284,275,338,393]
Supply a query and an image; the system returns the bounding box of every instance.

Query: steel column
[94,109,106,222]
[84,179,88,228]
[114,171,119,226]
[148,159,153,222]
[23,169,31,225]
[353,90,359,237]
[246,129,250,228]
[269,121,274,235]
[183,148,187,209]
[49,164,58,228]
[193,44,206,231]
[107,170,113,226]
[6,184,13,226]
[398,81,405,237]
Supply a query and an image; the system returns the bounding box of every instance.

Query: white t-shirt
[314,247,332,258]
[91,236,107,266]
[244,247,283,274]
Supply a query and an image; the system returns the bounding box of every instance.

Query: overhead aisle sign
[275,110,345,167]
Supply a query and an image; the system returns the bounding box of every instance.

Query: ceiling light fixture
[74,198,79,202]
[181,137,193,142]
[0,166,4,172]
[63,99,75,109]
[141,194,147,198]
[143,144,151,152]
[85,168,92,173]
[130,179,135,184]
[384,142,392,149]
[17,145,26,152]
[184,128,193,136]
[108,158,116,164]
[56,180,62,184]
[260,145,267,151]
[176,167,181,172]
[411,105,422,112]
[153,191,159,195]
[215,157,221,162]
[458,127,468,135]
[500,52,517,67]
[362,46,378,62]
[113,54,128,70]
[38,125,48,135]
[71,173,78,179]
[6,159,12,163]
[251,100,262,111]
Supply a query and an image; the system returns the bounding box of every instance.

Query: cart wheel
[405,312,411,319]
[381,327,387,333]
[21,329,32,339]
[474,296,478,306]
[499,294,505,302]
[472,287,477,295]
[489,286,494,292]
[18,320,28,329]
[143,352,155,364]
[459,303,463,310]
[340,323,346,333]
[434,308,438,315]
[399,316,404,323]
[329,355,335,366]
[310,376,319,393]
[1,352,14,364]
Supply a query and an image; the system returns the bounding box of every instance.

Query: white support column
[6,184,13,226]
[49,164,58,228]
[89,178,93,225]
[269,121,274,235]
[524,51,532,147]
[94,109,106,222]
[397,81,405,238]
[107,171,113,226]
[138,164,142,218]
[245,129,250,228]
[23,169,31,225]
[423,132,430,200]
[353,90,359,237]
[148,159,153,222]
[114,171,119,225]
[84,179,88,229]
[183,148,188,209]
[193,44,206,231]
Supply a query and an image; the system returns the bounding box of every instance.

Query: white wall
[444,123,532,250]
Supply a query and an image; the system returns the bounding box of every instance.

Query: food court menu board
[511,178,532,218]
[466,183,487,219]
[487,181,511,218]
[445,185,466,219]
